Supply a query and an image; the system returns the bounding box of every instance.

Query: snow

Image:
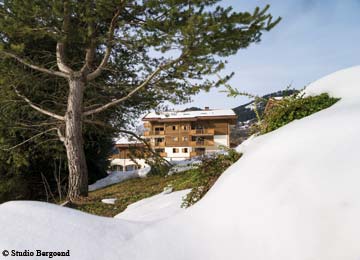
[114,136,141,145]
[0,201,147,260]
[89,166,151,191]
[168,158,202,175]
[144,109,236,120]
[115,189,190,222]
[1,66,360,259]
[101,198,117,204]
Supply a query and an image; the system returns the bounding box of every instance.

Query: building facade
[143,108,237,161]
[110,140,147,172]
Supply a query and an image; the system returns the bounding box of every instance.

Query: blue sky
[174,0,360,110]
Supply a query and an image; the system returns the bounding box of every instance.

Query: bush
[261,93,339,134]
[181,149,242,208]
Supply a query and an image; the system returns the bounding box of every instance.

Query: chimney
[204,106,210,111]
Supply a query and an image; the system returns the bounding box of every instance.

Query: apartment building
[143,107,237,161]
[110,138,147,172]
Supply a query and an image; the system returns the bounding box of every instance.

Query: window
[173,148,179,153]
[182,125,189,131]
[182,148,188,153]
[172,136,178,142]
[112,147,120,155]
[182,136,188,142]
[172,125,177,131]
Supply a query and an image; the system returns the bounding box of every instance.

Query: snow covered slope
[115,189,190,222]
[1,66,360,260]
[0,201,147,260]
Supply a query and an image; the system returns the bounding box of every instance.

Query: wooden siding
[144,118,234,152]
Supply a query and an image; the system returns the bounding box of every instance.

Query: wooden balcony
[189,140,214,147]
[144,130,165,136]
[154,141,165,147]
[165,141,190,147]
[190,129,215,135]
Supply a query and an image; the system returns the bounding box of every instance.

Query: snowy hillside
[1,66,360,259]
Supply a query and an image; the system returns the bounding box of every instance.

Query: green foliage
[146,159,171,177]
[180,149,242,208]
[261,93,340,134]
[0,0,281,108]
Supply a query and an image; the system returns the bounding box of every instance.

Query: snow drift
[1,66,360,259]
[88,166,151,191]
[115,189,190,222]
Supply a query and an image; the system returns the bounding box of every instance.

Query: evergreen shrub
[181,149,242,208]
[261,93,340,134]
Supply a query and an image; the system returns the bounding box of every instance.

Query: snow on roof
[114,136,141,145]
[143,109,236,120]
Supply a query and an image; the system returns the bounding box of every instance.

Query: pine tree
[0,0,280,201]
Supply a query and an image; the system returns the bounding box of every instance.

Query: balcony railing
[189,140,214,147]
[165,141,190,146]
[154,141,165,147]
[190,129,215,135]
[144,130,165,136]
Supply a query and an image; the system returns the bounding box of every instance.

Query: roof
[143,109,237,121]
[114,137,142,146]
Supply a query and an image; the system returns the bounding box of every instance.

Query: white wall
[214,135,228,147]
[165,147,191,160]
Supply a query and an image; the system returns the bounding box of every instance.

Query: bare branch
[1,51,68,78]
[80,11,97,74]
[86,6,123,81]
[80,43,96,74]
[1,128,58,151]
[56,43,73,74]
[14,88,65,121]
[56,0,73,74]
[56,127,66,143]
[84,56,183,116]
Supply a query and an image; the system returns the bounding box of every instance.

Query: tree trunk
[65,76,88,201]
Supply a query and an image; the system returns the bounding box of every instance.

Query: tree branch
[84,56,183,116]
[14,87,65,121]
[1,128,58,151]
[56,127,66,143]
[1,51,68,78]
[56,0,73,74]
[86,6,123,81]
[56,43,73,74]
[80,2,98,75]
